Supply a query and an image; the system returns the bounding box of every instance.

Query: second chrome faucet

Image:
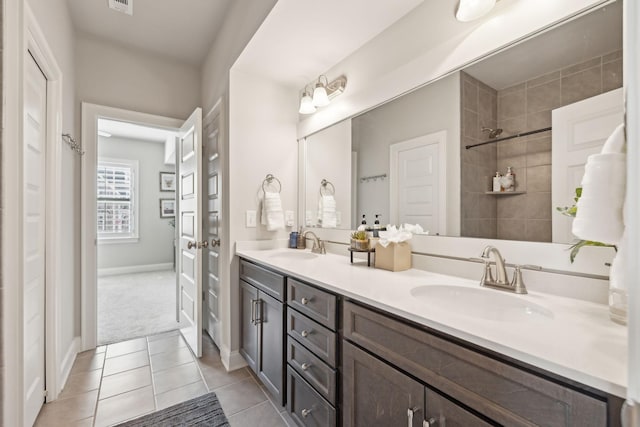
[479,245,527,294]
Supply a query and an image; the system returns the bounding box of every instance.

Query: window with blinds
[97,159,139,240]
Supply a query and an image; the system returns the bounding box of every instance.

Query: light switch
[246,210,257,228]
[285,210,295,227]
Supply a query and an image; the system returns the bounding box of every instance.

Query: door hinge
[43,389,49,398]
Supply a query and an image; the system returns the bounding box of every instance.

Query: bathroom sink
[410,285,553,322]
[268,251,318,261]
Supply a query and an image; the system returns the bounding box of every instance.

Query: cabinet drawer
[240,259,285,301]
[288,337,337,405]
[287,308,336,367]
[343,301,607,427]
[288,278,337,330]
[287,367,336,427]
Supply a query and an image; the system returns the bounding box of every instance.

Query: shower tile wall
[494,50,623,241]
[460,71,498,238]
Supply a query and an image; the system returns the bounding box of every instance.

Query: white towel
[317,195,337,228]
[261,191,284,231]
[572,123,626,245]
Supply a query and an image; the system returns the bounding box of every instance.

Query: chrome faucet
[479,245,527,294]
[304,231,326,254]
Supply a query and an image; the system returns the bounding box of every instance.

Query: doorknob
[199,240,208,249]
[187,241,197,250]
[211,238,221,247]
[187,240,209,249]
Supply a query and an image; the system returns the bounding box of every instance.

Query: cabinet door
[425,388,492,427]
[239,280,259,372]
[343,341,424,427]
[258,291,285,406]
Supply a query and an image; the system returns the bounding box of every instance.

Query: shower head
[481,127,503,139]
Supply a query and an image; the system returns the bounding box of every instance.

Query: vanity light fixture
[298,86,317,115]
[299,75,348,114]
[455,0,496,22]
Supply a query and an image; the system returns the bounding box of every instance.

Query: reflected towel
[318,195,337,228]
[572,123,625,244]
[261,191,284,231]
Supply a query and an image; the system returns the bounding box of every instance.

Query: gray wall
[352,72,461,234]
[97,136,175,270]
[494,50,623,241]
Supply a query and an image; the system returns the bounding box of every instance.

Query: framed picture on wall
[160,199,175,218]
[160,172,176,191]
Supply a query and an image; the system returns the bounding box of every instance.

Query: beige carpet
[98,269,181,345]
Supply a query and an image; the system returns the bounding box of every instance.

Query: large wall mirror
[301,0,623,244]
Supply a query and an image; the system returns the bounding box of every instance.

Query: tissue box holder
[375,242,411,272]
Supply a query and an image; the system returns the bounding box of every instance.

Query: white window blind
[97,159,138,240]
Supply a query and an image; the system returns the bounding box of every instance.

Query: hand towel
[260,191,284,231]
[318,195,337,228]
[572,123,626,245]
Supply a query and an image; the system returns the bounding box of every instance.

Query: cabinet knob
[301,297,310,305]
[301,362,312,371]
[301,408,312,418]
[301,330,310,338]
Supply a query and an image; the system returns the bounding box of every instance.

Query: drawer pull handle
[423,417,440,426]
[301,408,312,418]
[301,329,310,338]
[301,362,312,371]
[407,407,421,427]
[301,297,310,305]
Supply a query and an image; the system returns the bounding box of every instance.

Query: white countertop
[236,245,628,398]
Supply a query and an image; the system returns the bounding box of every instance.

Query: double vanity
[236,243,626,426]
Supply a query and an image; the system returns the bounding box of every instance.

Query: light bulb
[299,93,316,114]
[312,83,330,107]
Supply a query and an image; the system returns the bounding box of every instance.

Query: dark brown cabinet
[239,260,286,406]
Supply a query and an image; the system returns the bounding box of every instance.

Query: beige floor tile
[94,386,155,427]
[215,377,268,416]
[155,380,208,410]
[103,350,149,376]
[228,401,288,427]
[59,369,102,399]
[147,329,180,342]
[106,337,148,359]
[153,361,203,394]
[71,351,105,375]
[148,334,186,355]
[70,417,94,427]
[34,390,98,427]
[150,346,194,372]
[200,363,250,390]
[100,365,152,399]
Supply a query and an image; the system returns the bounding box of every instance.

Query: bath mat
[115,392,230,427]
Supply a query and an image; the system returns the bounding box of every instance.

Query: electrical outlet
[285,210,295,227]
[246,210,257,228]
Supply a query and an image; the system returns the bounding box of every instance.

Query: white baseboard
[220,345,248,371]
[55,336,81,400]
[98,263,173,277]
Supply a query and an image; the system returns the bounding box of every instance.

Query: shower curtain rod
[465,126,552,149]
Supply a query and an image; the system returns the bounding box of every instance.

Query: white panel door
[177,108,203,357]
[390,131,446,234]
[24,53,47,427]
[552,88,623,243]
[203,110,221,347]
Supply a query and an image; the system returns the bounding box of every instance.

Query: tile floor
[34,331,294,427]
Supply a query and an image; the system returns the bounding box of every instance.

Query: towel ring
[319,179,335,196]
[262,174,282,194]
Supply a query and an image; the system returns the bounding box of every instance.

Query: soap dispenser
[505,166,516,192]
[361,214,367,225]
[373,214,381,237]
[493,172,502,192]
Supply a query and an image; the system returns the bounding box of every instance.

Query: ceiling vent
[108,0,133,16]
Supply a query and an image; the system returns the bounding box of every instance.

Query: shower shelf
[484,191,526,195]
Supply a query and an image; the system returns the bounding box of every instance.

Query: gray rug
[98,269,182,345]
[115,392,230,427]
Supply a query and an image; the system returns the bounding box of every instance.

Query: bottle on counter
[296,226,305,249]
[289,231,298,248]
[361,214,367,225]
[493,172,502,192]
[373,214,381,237]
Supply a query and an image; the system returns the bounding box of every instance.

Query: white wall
[352,72,461,235]
[298,0,608,138]
[76,33,201,121]
[305,120,352,229]
[97,137,175,272]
